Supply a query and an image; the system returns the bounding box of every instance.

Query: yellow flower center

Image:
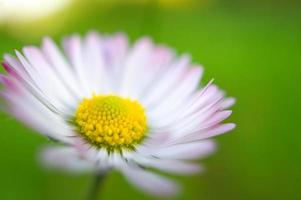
[74,95,147,152]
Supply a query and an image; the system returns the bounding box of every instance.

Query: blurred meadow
[0,0,300,199]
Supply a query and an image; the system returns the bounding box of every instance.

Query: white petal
[121,165,180,197]
[141,55,190,106]
[5,52,70,116]
[4,54,29,80]
[119,37,153,97]
[199,110,233,129]
[148,83,221,129]
[149,160,202,175]
[14,51,62,109]
[220,97,236,109]
[83,32,112,94]
[139,140,216,160]
[42,37,83,98]
[134,46,174,98]
[169,104,222,138]
[150,67,203,117]
[39,146,96,173]
[132,156,202,175]
[63,35,92,96]
[22,46,77,111]
[178,123,236,143]
[103,33,129,86]
[0,75,75,143]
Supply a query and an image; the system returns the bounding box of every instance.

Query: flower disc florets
[75,95,147,152]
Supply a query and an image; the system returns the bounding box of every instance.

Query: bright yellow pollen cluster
[75,95,147,152]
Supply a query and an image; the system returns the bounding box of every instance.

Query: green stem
[87,172,107,200]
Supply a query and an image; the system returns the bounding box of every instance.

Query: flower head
[0,32,235,196]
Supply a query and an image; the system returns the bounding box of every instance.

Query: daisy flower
[0,32,235,197]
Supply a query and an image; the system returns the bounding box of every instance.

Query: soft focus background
[0,0,300,199]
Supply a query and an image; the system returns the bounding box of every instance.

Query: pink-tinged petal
[0,74,19,92]
[221,97,236,109]
[148,83,220,128]
[169,103,224,137]
[3,55,44,100]
[148,82,233,141]
[141,55,190,106]
[39,146,96,173]
[4,54,29,79]
[12,50,69,114]
[133,157,203,175]
[137,131,173,150]
[140,140,216,160]
[134,46,174,98]
[71,138,114,169]
[121,165,180,197]
[63,35,91,96]
[1,61,19,78]
[83,32,111,94]
[177,83,221,118]
[119,37,154,97]
[42,37,83,98]
[104,32,129,72]
[22,46,77,110]
[6,98,75,143]
[148,160,202,175]
[15,50,43,87]
[149,98,224,139]
[179,123,236,143]
[1,77,75,143]
[149,66,203,114]
[200,110,233,129]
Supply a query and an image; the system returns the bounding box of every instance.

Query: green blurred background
[0,0,300,199]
